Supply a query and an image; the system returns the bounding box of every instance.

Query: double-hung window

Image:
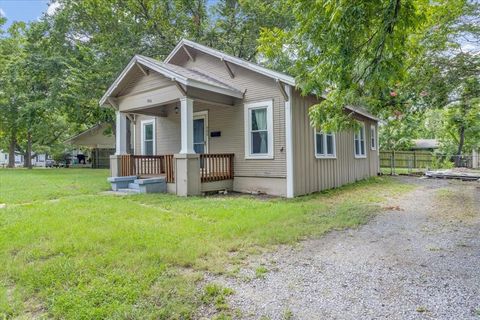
[315,130,336,158]
[354,122,366,158]
[370,125,376,150]
[141,119,155,155]
[244,100,274,159]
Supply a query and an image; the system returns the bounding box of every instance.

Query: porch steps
[108,176,167,194]
[128,183,140,190]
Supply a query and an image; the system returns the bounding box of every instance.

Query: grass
[0,168,414,319]
[0,168,110,204]
[380,167,427,175]
[255,266,268,279]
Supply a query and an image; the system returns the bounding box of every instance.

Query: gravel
[212,177,480,320]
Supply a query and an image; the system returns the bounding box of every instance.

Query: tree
[204,0,293,61]
[258,0,468,132]
[0,22,28,168]
[441,78,480,159]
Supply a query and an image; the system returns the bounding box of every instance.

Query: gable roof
[412,139,439,149]
[99,54,244,106]
[101,39,379,122]
[166,39,379,122]
[344,105,380,122]
[65,123,115,148]
[165,39,296,86]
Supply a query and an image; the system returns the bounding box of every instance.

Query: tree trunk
[7,136,16,168]
[455,125,465,167]
[24,130,33,169]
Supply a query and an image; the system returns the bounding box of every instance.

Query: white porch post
[115,111,128,155]
[175,97,200,196]
[179,97,195,154]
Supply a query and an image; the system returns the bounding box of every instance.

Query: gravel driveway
[214,177,480,319]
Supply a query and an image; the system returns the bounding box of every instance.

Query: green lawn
[380,167,427,175]
[0,168,414,319]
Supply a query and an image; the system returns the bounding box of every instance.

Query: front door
[193,111,208,154]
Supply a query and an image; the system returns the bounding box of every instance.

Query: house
[65,123,116,168]
[0,150,24,167]
[0,150,52,168]
[102,39,379,197]
[31,153,52,167]
[411,139,439,152]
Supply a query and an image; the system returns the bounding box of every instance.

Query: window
[354,122,366,158]
[315,130,336,158]
[370,125,376,150]
[141,119,155,155]
[244,100,274,159]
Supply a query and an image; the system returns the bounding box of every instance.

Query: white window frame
[370,124,377,151]
[244,100,274,159]
[193,110,209,154]
[141,119,156,155]
[314,129,336,159]
[354,122,367,158]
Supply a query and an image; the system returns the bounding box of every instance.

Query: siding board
[175,52,287,179]
[292,91,379,196]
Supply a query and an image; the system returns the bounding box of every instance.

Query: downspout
[285,85,294,198]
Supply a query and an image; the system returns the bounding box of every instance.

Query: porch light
[175,106,179,114]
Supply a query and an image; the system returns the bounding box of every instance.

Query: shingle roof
[412,139,439,149]
[137,55,242,94]
[165,39,296,86]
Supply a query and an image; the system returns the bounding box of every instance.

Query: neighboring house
[0,150,51,167]
[0,150,9,167]
[411,139,439,152]
[102,39,380,197]
[65,123,116,168]
[0,150,25,167]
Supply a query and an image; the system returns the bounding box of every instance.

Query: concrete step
[128,183,140,190]
[134,177,166,184]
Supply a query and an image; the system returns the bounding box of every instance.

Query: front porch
[110,153,234,195]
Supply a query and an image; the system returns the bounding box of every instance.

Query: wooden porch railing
[120,154,175,183]
[200,153,234,182]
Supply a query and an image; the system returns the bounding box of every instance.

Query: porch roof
[65,123,115,148]
[100,55,244,107]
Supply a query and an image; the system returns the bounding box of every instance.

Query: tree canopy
[0,0,293,167]
[0,0,477,168]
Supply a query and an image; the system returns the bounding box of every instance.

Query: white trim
[314,129,336,159]
[244,100,274,159]
[140,119,156,155]
[115,111,128,155]
[285,85,294,198]
[354,122,367,159]
[370,124,377,151]
[132,120,136,154]
[179,97,195,154]
[165,39,296,86]
[193,110,209,154]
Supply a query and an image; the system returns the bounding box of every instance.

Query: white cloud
[0,8,6,18]
[46,2,61,16]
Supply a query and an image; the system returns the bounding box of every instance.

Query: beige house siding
[167,51,288,179]
[133,98,287,182]
[291,92,379,196]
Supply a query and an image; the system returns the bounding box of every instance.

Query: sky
[0,0,55,30]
